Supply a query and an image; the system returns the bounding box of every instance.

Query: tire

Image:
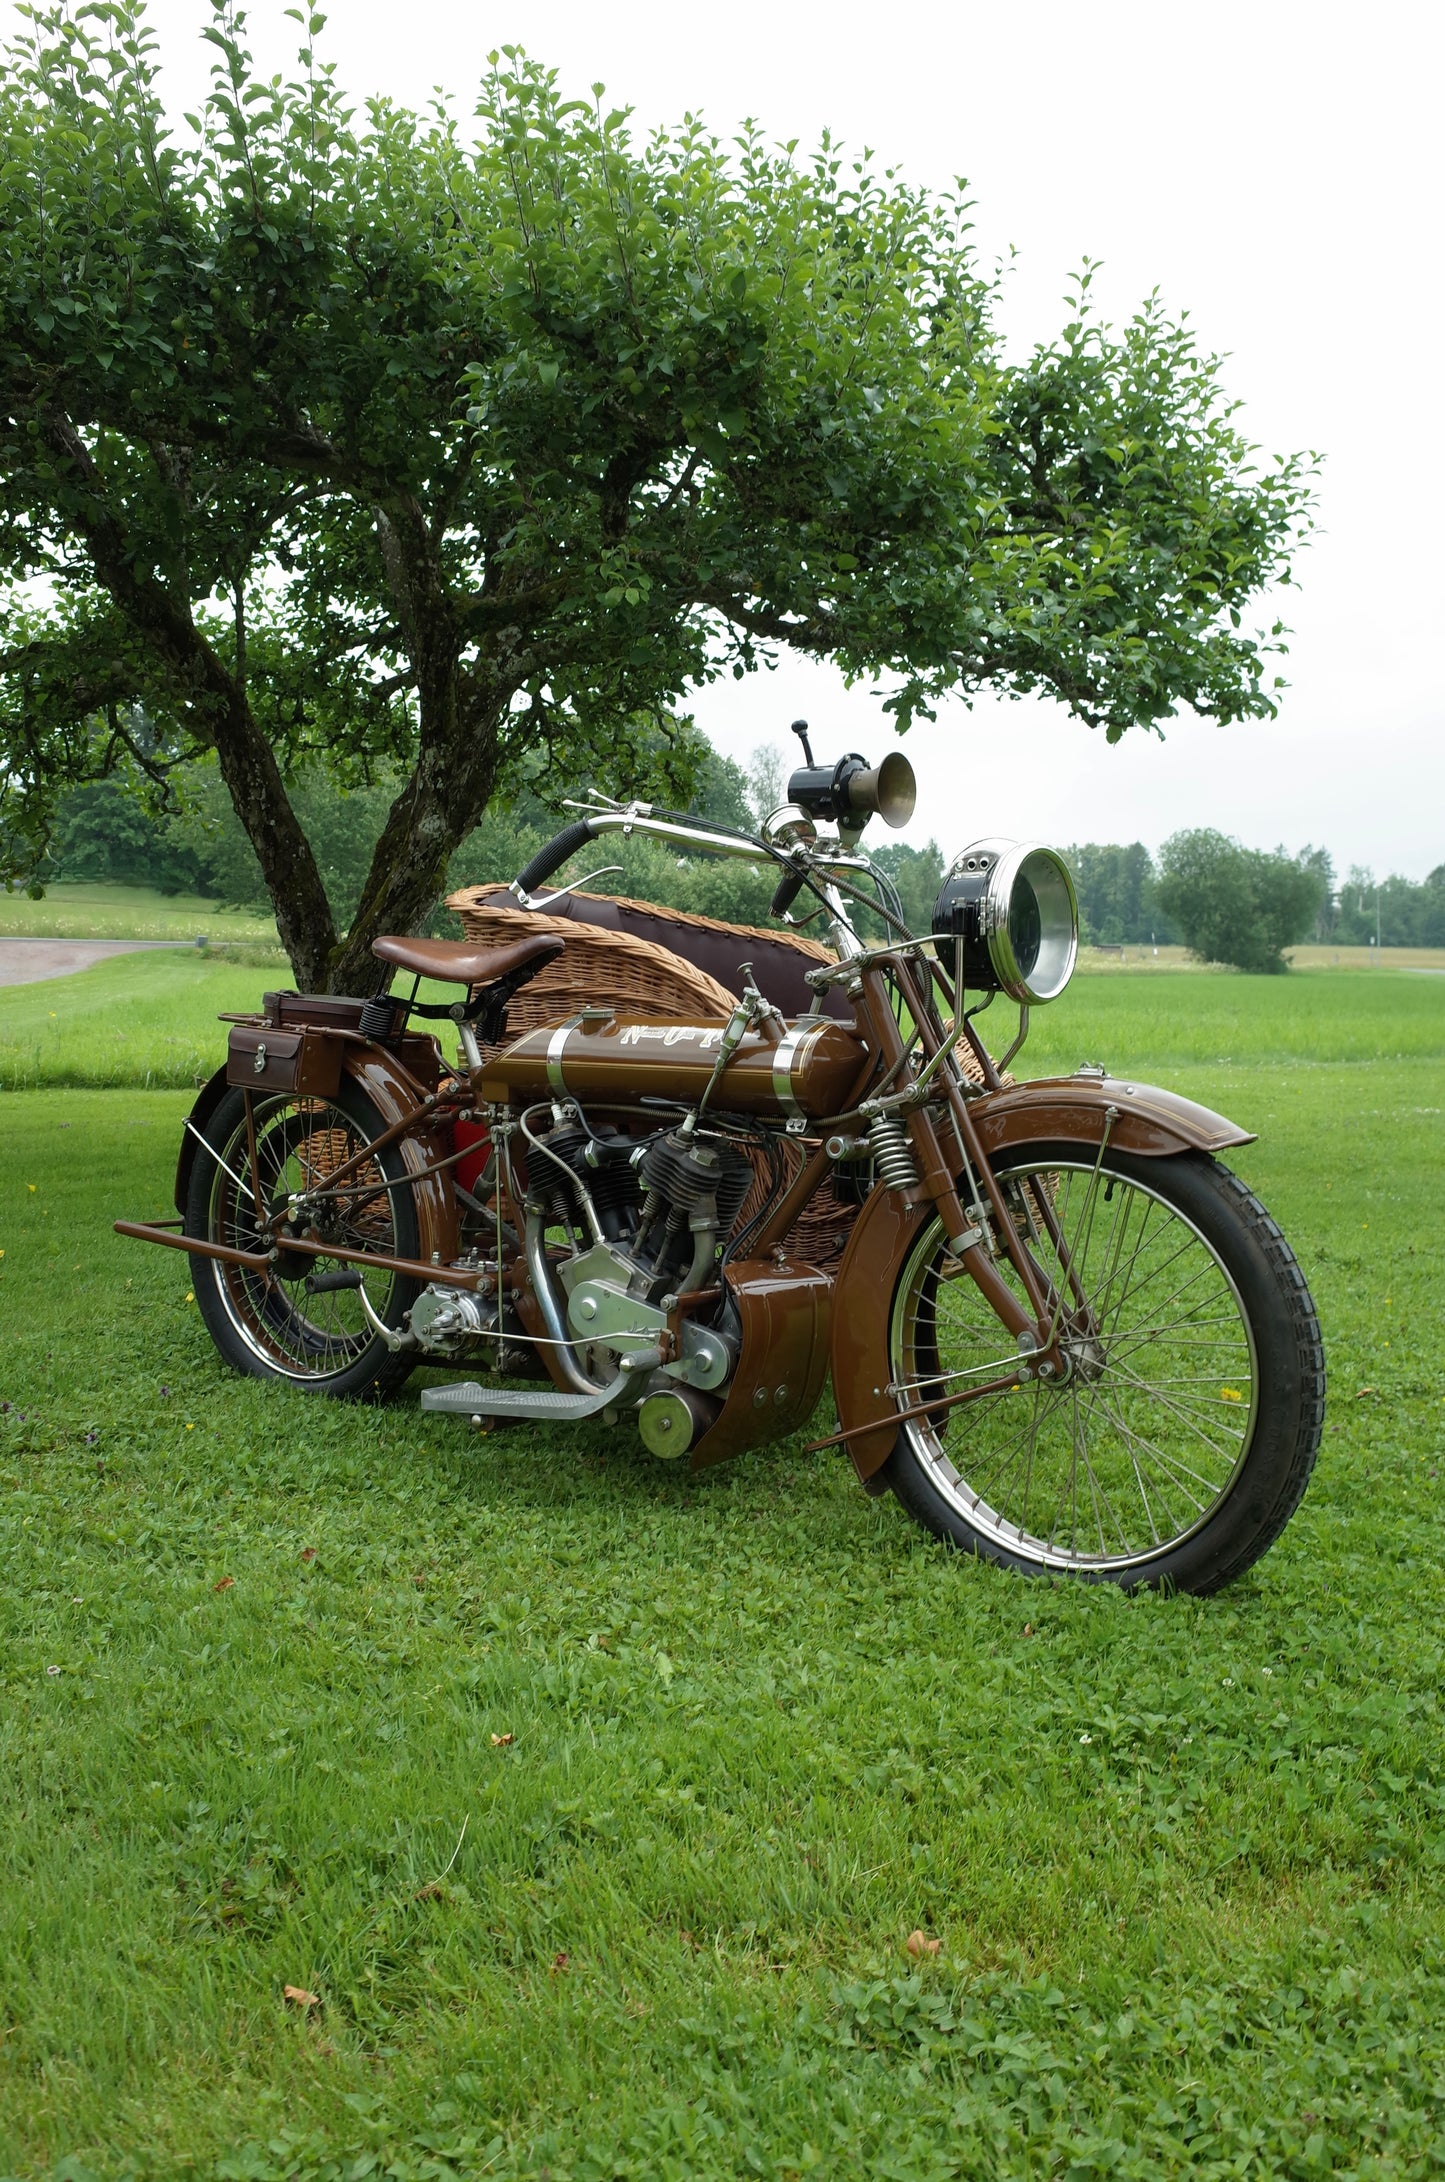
[185,1079,423,1399]
[877,1145,1325,1593]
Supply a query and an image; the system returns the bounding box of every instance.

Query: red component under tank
[453,1115,491,1195]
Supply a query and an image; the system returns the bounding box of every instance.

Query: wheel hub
[1058,1329,1107,1383]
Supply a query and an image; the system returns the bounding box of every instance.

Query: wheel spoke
[889,1157,1257,1571]
[208,1096,406,1380]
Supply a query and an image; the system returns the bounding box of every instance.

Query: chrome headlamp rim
[984,840,1079,1005]
[936,837,1079,1006]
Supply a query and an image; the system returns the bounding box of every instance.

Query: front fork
[860,960,1109,1387]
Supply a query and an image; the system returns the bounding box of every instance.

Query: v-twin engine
[535,1122,753,1297]
[529,1118,756,1444]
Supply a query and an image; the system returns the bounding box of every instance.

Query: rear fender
[829,1076,1254,1487]
[343,1046,460,1269]
[172,1048,459,1270]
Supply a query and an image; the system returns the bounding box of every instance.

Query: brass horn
[844,750,916,830]
[785,733,918,833]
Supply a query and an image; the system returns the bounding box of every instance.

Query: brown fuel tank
[481,1013,872,1121]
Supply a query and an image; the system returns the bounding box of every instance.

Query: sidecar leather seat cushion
[371,931,564,988]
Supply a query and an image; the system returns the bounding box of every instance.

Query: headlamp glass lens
[1009,872,1042,982]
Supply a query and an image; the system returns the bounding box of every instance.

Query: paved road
[0,937,200,987]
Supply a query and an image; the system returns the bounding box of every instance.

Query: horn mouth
[860,750,916,829]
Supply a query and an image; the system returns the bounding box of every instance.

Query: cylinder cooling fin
[932,839,1079,1006]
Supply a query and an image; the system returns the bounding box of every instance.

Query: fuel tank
[481,1013,872,1121]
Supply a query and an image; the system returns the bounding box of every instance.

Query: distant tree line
[1331,866,1445,949]
[35,747,956,943]
[36,762,1443,974]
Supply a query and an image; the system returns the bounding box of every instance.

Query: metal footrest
[420,1375,626,1421]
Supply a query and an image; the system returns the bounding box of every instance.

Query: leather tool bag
[225,1023,343,1098]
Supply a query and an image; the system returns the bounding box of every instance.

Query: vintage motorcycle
[120,726,1324,1594]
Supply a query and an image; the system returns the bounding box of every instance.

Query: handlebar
[769,865,808,919]
[514,819,597,897]
[513,804,832,931]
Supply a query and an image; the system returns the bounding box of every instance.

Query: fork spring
[869,1115,919,1194]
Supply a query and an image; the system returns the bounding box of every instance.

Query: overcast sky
[9,0,1440,877]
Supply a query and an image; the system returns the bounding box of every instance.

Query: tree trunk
[323,500,511,993]
[43,414,340,990]
[326,707,505,994]
[209,694,339,991]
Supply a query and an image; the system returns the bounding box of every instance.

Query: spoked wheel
[185,1081,422,1398]
[879,1145,1324,1593]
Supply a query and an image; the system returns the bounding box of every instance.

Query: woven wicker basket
[447,893,739,1031]
[446,886,859,1266]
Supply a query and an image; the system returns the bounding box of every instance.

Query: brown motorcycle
[120,728,1324,1594]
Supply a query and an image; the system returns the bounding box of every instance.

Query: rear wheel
[878,1146,1324,1593]
[185,1080,422,1398]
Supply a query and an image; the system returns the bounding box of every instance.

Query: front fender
[972,1074,1253,1160]
[828,1075,1254,1487]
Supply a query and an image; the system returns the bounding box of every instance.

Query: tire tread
[881,1149,1326,1595]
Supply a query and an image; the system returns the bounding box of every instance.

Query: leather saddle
[372,931,563,988]
[370,930,565,1047]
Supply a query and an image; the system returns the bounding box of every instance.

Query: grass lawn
[1,972,1444,2177]
[6,948,1445,1096]
[0,954,289,1093]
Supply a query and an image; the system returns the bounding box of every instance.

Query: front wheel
[877,1146,1325,1593]
[185,1080,423,1399]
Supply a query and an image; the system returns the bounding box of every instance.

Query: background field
[0,883,279,947]
[3,937,1444,1092]
[2,969,1444,2178]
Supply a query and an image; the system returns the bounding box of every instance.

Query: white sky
[9,0,1441,877]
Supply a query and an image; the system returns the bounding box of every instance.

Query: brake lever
[525,864,625,911]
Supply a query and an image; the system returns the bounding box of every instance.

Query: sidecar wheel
[184,1081,422,1399]
[876,1146,1325,1594]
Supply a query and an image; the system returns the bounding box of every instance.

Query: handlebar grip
[514,819,597,897]
[770,864,808,919]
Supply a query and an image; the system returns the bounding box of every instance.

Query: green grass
[6,952,1445,1096]
[0,883,278,945]
[0,952,289,1092]
[1,981,1444,2178]
[1024,963,1445,1072]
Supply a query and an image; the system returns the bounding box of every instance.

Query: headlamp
[932,839,1079,1006]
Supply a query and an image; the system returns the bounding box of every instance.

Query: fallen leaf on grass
[283,1985,320,2010]
[414,1881,445,1902]
[490,1731,514,1747]
[213,1576,234,1593]
[551,1952,569,1973]
[300,1547,317,1561]
[1355,1386,1380,1399]
[905,1930,940,1958]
